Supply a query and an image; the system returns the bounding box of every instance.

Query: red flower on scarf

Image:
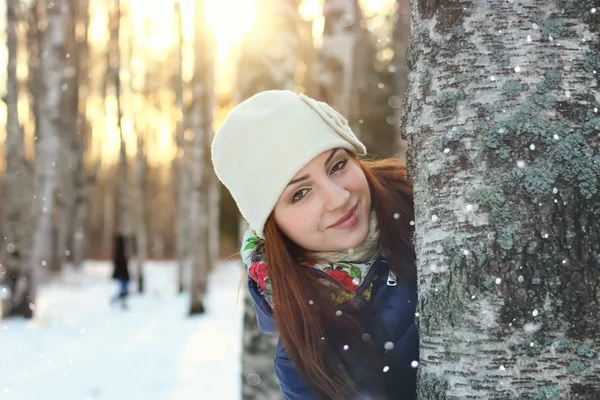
[249,262,269,292]
[327,269,358,292]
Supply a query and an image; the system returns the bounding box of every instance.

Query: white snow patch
[0,260,244,400]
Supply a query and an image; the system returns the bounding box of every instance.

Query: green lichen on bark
[568,360,589,376]
[434,90,466,118]
[539,18,569,39]
[576,343,594,358]
[502,80,525,99]
[532,385,560,400]
[417,371,448,400]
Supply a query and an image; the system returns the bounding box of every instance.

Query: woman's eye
[291,188,310,203]
[330,159,348,174]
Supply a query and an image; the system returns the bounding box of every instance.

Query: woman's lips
[328,203,359,229]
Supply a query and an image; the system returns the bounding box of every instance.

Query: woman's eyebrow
[286,149,339,187]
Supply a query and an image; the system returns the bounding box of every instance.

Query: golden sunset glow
[1,0,396,167]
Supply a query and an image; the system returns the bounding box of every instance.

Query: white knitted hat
[211,90,367,238]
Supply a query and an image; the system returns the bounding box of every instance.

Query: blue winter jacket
[248,256,419,399]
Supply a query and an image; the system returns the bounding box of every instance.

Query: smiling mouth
[327,203,359,229]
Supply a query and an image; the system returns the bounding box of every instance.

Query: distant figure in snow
[111,233,130,306]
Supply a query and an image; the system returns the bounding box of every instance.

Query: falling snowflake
[339,14,354,27]
[246,374,261,386]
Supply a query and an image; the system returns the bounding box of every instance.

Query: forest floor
[0,259,244,400]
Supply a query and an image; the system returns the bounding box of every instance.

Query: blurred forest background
[0,0,410,319]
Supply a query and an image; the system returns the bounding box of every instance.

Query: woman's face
[273,148,372,253]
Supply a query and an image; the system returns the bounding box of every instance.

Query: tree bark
[54,0,80,272]
[174,1,190,293]
[1,0,32,319]
[68,0,91,269]
[111,0,132,241]
[403,1,600,398]
[392,0,410,164]
[27,0,68,318]
[133,132,147,293]
[317,0,362,117]
[188,0,215,316]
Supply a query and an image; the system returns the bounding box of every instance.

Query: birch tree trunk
[133,132,147,293]
[54,0,79,272]
[316,0,368,119]
[235,1,302,397]
[403,1,600,398]
[188,0,215,315]
[174,1,190,293]
[67,0,91,269]
[126,11,146,294]
[1,0,31,318]
[392,0,410,164]
[28,0,68,316]
[111,0,131,240]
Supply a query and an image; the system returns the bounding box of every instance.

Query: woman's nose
[324,181,349,212]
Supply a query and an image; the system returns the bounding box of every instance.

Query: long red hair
[262,155,415,399]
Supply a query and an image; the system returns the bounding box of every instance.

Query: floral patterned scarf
[240,211,380,308]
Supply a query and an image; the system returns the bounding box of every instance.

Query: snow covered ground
[0,260,244,400]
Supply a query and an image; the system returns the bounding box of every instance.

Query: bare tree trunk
[68,0,92,269]
[54,0,80,272]
[27,0,68,317]
[316,0,362,117]
[392,0,410,164]
[403,1,600,398]
[133,132,147,293]
[190,0,213,315]
[174,1,190,293]
[101,49,113,256]
[111,0,131,239]
[188,0,215,315]
[125,8,146,294]
[1,0,32,319]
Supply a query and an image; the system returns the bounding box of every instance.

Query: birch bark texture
[1,0,32,318]
[403,1,600,398]
[28,0,68,312]
[173,1,190,293]
[188,0,216,315]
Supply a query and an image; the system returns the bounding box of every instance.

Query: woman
[111,233,130,303]
[212,90,418,399]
